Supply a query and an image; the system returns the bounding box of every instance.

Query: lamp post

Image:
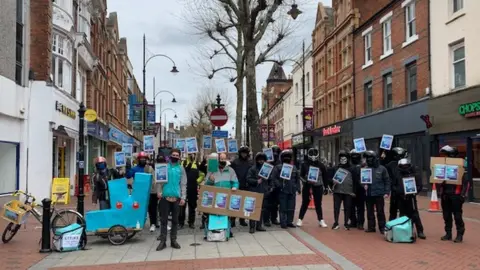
[152,82,177,148]
[77,103,86,216]
[160,108,178,146]
[142,34,179,134]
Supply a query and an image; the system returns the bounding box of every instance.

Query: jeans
[179,190,197,226]
[148,194,159,227]
[279,193,295,226]
[298,184,324,221]
[333,193,352,226]
[398,195,424,232]
[365,196,386,232]
[441,194,465,235]
[159,198,180,242]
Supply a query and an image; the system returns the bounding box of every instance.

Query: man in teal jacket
[156,149,187,251]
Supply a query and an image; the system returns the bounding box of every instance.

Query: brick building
[352,0,430,181]
[312,1,359,163]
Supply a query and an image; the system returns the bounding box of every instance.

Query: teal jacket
[205,165,239,189]
[156,162,187,200]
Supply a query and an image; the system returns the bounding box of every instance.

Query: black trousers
[441,194,465,235]
[279,192,295,226]
[397,195,424,232]
[250,197,268,229]
[159,198,180,242]
[333,193,352,226]
[349,190,365,227]
[365,196,386,232]
[179,190,197,226]
[266,188,279,223]
[389,194,399,221]
[148,194,159,227]
[298,184,324,221]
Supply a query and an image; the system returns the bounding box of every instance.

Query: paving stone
[265,246,290,256]
[219,252,244,258]
[304,264,336,270]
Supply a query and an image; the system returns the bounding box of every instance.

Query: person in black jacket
[386,147,408,221]
[331,150,357,230]
[363,150,390,234]
[230,146,252,227]
[296,148,329,228]
[271,150,301,229]
[265,145,282,226]
[439,145,469,243]
[395,158,426,239]
[349,149,365,230]
[178,153,204,229]
[246,152,272,233]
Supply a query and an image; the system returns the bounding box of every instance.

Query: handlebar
[13,190,36,203]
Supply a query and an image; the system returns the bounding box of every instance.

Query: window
[453,0,464,13]
[15,0,23,85]
[0,141,20,193]
[383,73,393,109]
[452,43,466,88]
[327,49,333,76]
[406,62,417,101]
[364,81,373,114]
[382,18,392,54]
[405,2,416,40]
[306,73,310,92]
[51,34,73,92]
[342,38,349,67]
[364,32,372,64]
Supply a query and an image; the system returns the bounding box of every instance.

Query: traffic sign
[212,130,228,138]
[84,109,97,122]
[210,108,228,127]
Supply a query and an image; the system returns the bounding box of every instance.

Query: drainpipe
[351,25,356,122]
[427,0,432,98]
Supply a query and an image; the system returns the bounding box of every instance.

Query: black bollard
[39,198,52,253]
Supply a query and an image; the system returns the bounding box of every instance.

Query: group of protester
[90,143,468,252]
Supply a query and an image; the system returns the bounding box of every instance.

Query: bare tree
[182,0,301,152]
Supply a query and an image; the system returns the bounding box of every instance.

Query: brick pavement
[298,193,480,270]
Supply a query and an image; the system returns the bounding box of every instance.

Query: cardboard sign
[197,185,264,221]
[430,157,464,185]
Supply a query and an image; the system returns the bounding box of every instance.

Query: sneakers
[332,223,339,230]
[319,220,328,228]
[296,219,303,227]
[149,224,156,232]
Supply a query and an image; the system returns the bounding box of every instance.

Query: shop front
[292,133,312,165]
[312,119,353,165]
[428,87,480,201]
[108,124,135,167]
[353,100,429,188]
[87,121,109,175]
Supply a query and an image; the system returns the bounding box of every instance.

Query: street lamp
[152,82,178,147]
[288,2,302,20]
[160,108,178,146]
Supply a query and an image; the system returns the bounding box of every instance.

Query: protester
[156,149,187,251]
[439,145,469,243]
[271,149,300,229]
[348,149,365,230]
[331,150,357,230]
[179,153,205,229]
[363,150,390,234]
[265,145,282,227]
[156,155,171,232]
[296,148,329,228]
[91,156,124,210]
[246,152,271,233]
[230,146,253,227]
[385,147,408,221]
[394,158,426,239]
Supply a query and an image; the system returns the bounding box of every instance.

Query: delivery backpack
[204,215,230,242]
[384,216,416,243]
[53,223,87,252]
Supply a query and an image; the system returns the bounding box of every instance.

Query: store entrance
[467,136,480,202]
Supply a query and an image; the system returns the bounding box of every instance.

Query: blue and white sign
[185,137,199,153]
[353,137,366,153]
[114,152,126,167]
[203,135,212,149]
[227,139,238,153]
[143,135,155,152]
[212,130,228,138]
[380,134,394,150]
[109,125,134,145]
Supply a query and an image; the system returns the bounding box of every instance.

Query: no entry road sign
[210,108,228,127]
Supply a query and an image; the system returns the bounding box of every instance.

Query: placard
[114,152,126,167]
[227,139,238,153]
[185,137,199,154]
[122,143,133,158]
[258,163,274,179]
[51,178,70,204]
[429,157,464,185]
[360,168,372,184]
[197,185,264,221]
[353,138,366,153]
[263,148,274,162]
[143,135,154,152]
[155,163,168,183]
[203,135,212,149]
[176,138,186,152]
[215,139,227,153]
[307,166,320,182]
[380,134,394,150]
[280,164,293,180]
[215,192,228,209]
[333,168,349,184]
[403,177,417,195]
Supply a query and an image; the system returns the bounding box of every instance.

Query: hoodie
[230,156,253,189]
[300,159,329,187]
[182,157,205,192]
[246,163,273,194]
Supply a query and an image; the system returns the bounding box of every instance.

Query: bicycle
[1,190,85,244]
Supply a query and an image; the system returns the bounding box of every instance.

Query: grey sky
[108,0,332,134]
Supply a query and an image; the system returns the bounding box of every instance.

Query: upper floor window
[451,42,466,89]
[383,73,393,109]
[327,49,333,76]
[52,34,72,61]
[406,62,417,101]
[453,0,464,13]
[363,30,372,65]
[364,81,373,114]
[15,0,24,85]
[404,1,416,40]
[380,12,393,56]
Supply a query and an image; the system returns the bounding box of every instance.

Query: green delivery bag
[384,216,416,243]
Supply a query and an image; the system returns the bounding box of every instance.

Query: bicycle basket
[1,200,29,225]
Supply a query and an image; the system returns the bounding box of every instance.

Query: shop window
[0,141,19,194]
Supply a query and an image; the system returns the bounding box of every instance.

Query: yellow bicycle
[1,190,85,244]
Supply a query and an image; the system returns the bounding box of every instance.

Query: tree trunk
[234,79,243,145]
[244,45,262,154]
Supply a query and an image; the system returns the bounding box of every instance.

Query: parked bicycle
[1,190,85,244]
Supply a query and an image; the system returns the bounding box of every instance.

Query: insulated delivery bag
[204,215,230,242]
[53,223,87,252]
[384,216,416,243]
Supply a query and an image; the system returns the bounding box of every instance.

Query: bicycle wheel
[51,209,85,233]
[2,222,21,243]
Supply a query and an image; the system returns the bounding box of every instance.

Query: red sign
[210,108,228,127]
[322,125,341,136]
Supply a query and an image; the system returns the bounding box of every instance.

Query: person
[205,152,239,237]
[156,155,171,232]
[178,153,205,229]
[246,152,272,233]
[439,145,469,243]
[363,150,390,234]
[331,150,357,230]
[265,145,282,226]
[271,150,301,229]
[385,147,408,221]
[348,149,365,229]
[394,158,426,239]
[197,156,209,230]
[125,151,157,232]
[230,146,253,227]
[91,156,124,210]
[296,148,329,228]
[156,149,187,251]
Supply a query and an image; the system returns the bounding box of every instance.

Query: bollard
[39,198,52,253]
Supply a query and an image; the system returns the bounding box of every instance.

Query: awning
[54,125,79,140]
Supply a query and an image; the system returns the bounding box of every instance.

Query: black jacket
[230,158,253,189]
[182,159,201,192]
[271,163,301,194]
[440,173,470,197]
[300,160,329,187]
[394,166,422,196]
[366,165,391,197]
[92,168,123,203]
[246,165,273,194]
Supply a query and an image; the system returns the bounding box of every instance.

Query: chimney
[30,0,53,81]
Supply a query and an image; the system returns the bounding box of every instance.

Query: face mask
[219,161,227,167]
[170,157,179,163]
[283,158,291,163]
[366,158,375,167]
[256,160,265,166]
[339,157,348,165]
[138,160,147,167]
[96,163,106,170]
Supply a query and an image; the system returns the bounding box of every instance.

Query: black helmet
[350,149,362,159]
[338,149,350,158]
[391,147,407,161]
[255,152,267,162]
[239,146,250,154]
[398,158,412,169]
[363,150,378,167]
[440,145,459,158]
[307,148,319,161]
[280,149,293,163]
[338,149,350,166]
[271,145,282,155]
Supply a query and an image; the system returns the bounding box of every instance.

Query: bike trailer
[53,223,87,252]
[384,216,416,243]
[204,215,230,242]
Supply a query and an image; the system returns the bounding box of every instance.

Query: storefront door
[467,136,480,201]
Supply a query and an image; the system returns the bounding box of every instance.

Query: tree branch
[207,30,237,62]
[208,66,236,79]
[218,0,239,15]
[253,0,282,44]
[256,32,285,65]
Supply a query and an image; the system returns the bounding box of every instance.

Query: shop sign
[109,125,134,145]
[322,125,341,136]
[458,101,480,118]
[303,108,314,131]
[55,101,76,119]
[292,134,311,146]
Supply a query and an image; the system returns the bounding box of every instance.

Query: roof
[266,63,288,82]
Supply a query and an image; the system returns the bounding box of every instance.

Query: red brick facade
[353,0,429,117]
[29,0,52,81]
